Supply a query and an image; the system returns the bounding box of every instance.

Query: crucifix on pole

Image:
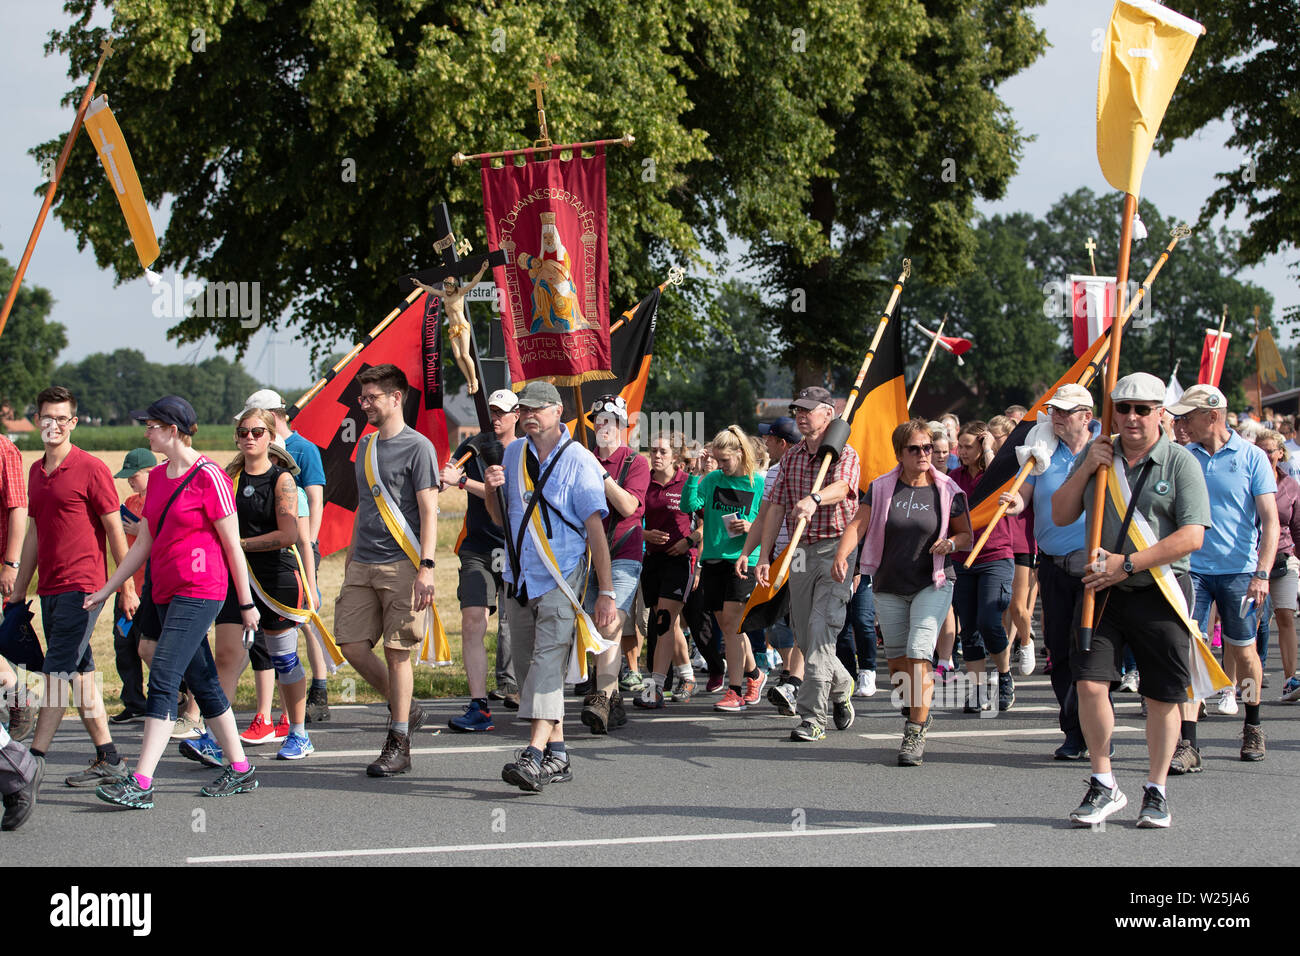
[1085,236,1098,276]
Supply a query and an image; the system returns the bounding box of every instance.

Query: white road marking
[186,821,997,863]
[857,725,1145,741]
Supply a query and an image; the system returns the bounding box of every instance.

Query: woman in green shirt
[681,426,766,712]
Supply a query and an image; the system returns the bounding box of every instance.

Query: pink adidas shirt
[144,457,236,604]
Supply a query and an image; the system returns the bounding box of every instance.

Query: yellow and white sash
[364,434,452,667]
[232,473,346,672]
[515,444,614,682]
[1105,463,1231,700]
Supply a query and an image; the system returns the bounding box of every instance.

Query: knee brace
[266,629,305,685]
[651,609,671,642]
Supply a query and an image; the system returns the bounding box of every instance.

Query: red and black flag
[290,292,451,557]
[563,285,660,441]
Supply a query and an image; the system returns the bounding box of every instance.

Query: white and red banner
[1069,274,1117,357]
[480,149,613,387]
[1198,329,1231,387]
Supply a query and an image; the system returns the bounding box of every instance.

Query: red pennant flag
[1070,275,1117,357]
[1198,329,1231,386]
[291,294,451,557]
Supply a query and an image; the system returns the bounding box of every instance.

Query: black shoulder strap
[1114,458,1156,553]
[508,438,575,583]
[155,461,204,537]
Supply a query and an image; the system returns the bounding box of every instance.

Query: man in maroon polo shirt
[7,386,137,787]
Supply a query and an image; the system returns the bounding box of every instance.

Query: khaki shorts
[334,559,423,650]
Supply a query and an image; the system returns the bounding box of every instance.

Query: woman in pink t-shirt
[83,396,262,809]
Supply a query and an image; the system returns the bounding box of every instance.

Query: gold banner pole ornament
[739,259,911,632]
[907,314,947,410]
[1081,0,1203,654]
[966,224,1192,566]
[0,37,114,341]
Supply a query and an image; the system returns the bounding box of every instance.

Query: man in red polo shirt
[7,386,137,787]
[0,429,33,739]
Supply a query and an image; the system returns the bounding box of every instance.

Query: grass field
[14,449,490,712]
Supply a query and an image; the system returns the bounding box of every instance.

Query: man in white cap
[1021,382,1104,759]
[240,388,332,721]
[440,389,521,732]
[1052,372,1210,828]
[1167,383,1278,766]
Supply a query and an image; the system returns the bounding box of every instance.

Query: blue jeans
[1191,571,1258,648]
[836,576,878,673]
[1255,593,1273,665]
[953,558,1013,662]
[145,596,227,722]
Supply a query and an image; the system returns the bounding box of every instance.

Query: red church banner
[480,148,613,387]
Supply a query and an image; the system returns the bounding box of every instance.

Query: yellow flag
[1255,327,1288,386]
[1096,1,1204,198]
[83,95,159,269]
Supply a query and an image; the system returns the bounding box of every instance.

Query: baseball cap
[1167,383,1227,416]
[114,448,158,478]
[516,381,562,408]
[790,386,834,412]
[1045,383,1094,410]
[234,388,286,421]
[1109,373,1166,405]
[488,389,519,413]
[758,416,802,443]
[131,396,198,435]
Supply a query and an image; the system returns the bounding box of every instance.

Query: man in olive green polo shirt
[1052,372,1211,829]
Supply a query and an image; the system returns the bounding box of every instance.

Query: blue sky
[1,1,1293,396]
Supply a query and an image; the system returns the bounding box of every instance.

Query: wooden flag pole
[1079,193,1138,653]
[964,224,1191,567]
[0,38,114,342]
[757,260,911,608]
[907,315,947,409]
[1253,305,1264,417]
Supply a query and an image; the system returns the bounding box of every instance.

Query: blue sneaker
[180,730,223,768]
[448,701,495,733]
[1281,675,1300,703]
[276,731,314,760]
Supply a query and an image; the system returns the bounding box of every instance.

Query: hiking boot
[1168,739,1202,775]
[0,741,37,830]
[6,705,36,743]
[386,699,426,735]
[581,691,611,735]
[501,749,546,792]
[609,692,628,729]
[540,749,572,784]
[94,775,154,811]
[1136,784,1171,828]
[1240,723,1266,762]
[200,764,259,797]
[790,720,826,742]
[898,718,930,767]
[571,677,593,697]
[768,680,798,717]
[997,671,1015,712]
[65,756,128,788]
[305,684,330,723]
[1069,777,1127,827]
[365,730,411,777]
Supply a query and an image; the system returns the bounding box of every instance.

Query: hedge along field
[13,448,481,710]
[11,424,239,452]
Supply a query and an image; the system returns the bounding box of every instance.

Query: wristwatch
[1,560,18,570]
[810,492,822,506]
[1122,557,1135,576]
[419,558,436,570]
[1253,569,1270,581]
[457,474,468,490]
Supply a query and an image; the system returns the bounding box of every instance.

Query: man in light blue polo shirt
[1173,383,1278,765]
[483,380,618,792]
[1022,383,1103,759]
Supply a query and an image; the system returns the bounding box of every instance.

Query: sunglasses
[236,426,269,439]
[1114,402,1156,417]
[905,443,934,455]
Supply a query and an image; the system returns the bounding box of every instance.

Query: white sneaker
[690,650,707,672]
[1118,669,1140,694]
[1214,686,1239,716]
[1018,642,1036,676]
[855,670,877,697]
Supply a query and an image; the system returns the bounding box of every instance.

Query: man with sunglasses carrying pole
[7,386,136,787]
[1052,373,1210,828]
[1167,384,1277,766]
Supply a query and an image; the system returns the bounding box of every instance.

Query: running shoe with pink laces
[714,689,747,712]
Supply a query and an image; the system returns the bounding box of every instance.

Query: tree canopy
[0,254,68,413]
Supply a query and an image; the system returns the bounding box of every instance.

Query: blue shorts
[39,592,99,676]
[1191,571,1258,648]
[584,559,642,617]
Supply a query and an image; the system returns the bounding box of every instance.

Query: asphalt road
[7,668,1298,867]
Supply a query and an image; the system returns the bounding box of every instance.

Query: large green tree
[1157,1,1300,321]
[39,0,1046,385]
[0,254,68,414]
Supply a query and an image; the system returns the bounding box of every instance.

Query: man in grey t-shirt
[333,364,440,778]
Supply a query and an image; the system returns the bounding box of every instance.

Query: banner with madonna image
[480,148,614,387]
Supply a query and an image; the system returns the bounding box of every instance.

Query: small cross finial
[1084,237,1096,255]
[528,74,546,111]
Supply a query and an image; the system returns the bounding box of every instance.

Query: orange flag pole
[0,38,114,341]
